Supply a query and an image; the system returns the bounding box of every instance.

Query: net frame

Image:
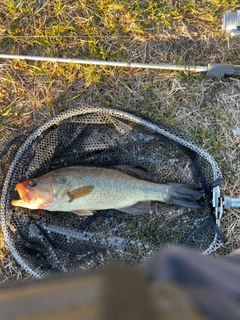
[1,106,224,278]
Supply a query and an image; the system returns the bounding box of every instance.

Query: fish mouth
[11,181,37,208]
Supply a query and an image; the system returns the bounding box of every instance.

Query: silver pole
[0,54,208,72]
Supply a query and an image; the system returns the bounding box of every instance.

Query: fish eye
[29,181,37,187]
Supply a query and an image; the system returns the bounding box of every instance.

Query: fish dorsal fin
[68,185,94,202]
[111,165,151,181]
[117,201,151,215]
[72,209,94,216]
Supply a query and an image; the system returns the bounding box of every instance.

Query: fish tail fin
[168,183,205,209]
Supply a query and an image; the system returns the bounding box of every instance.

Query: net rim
[0,106,223,278]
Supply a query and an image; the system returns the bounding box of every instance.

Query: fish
[11,165,204,216]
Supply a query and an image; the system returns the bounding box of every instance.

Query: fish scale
[55,167,162,212]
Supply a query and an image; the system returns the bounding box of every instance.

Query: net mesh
[0,106,226,278]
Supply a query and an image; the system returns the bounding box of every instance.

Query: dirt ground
[0,1,239,281]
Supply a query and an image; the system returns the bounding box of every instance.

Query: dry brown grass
[0,0,239,281]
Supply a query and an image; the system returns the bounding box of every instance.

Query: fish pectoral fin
[72,209,94,216]
[117,201,151,215]
[68,185,94,202]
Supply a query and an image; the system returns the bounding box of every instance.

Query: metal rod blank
[0,54,208,72]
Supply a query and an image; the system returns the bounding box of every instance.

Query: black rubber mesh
[0,106,226,278]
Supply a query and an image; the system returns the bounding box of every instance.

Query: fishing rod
[0,53,207,72]
[0,53,239,78]
[0,53,240,78]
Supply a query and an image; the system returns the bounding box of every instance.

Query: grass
[0,0,240,281]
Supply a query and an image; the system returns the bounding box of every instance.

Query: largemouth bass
[11,165,204,215]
